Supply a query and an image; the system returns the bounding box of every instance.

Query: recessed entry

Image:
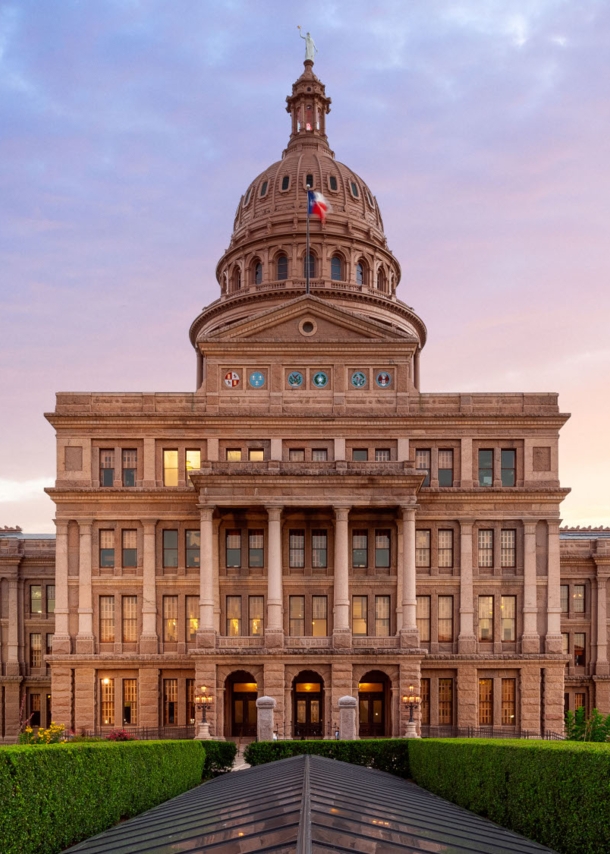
[299,318,317,337]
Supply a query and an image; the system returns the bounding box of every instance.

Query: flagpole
[306,184,310,295]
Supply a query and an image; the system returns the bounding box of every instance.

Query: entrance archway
[358,670,390,737]
[293,670,324,739]
[226,671,258,737]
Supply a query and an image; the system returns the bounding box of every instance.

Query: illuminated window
[560,585,569,613]
[352,530,368,568]
[501,529,516,568]
[100,530,115,568]
[289,596,305,636]
[163,450,178,486]
[439,678,454,725]
[312,596,328,636]
[416,596,430,642]
[186,530,200,567]
[501,678,516,725]
[185,449,201,474]
[416,530,431,567]
[100,596,115,643]
[574,633,586,666]
[375,530,390,568]
[312,530,327,568]
[122,529,137,568]
[249,596,264,636]
[573,585,585,613]
[352,595,368,636]
[501,449,516,486]
[478,529,494,568]
[575,692,586,711]
[375,595,390,636]
[248,529,264,567]
[122,448,137,487]
[420,678,430,725]
[438,596,453,642]
[416,449,430,486]
[479,678,493,725]
[438,449,453,486]
[100,449,114,486]
[186,596,199,642]
[478,596,494,642]
[46,585,55,614]
[248,448,264,461]
[101,678,115,726]
[30,585,42,615]
[30,633,42,668]
[123,678,138,725]
[162,529,178,568]
[226,530,241,567]
[289,530,305,568]
[227,596,241,636]
[163,678,177,725]
[226,449,242,462]
[163,596,178,643]
[122,596,137,643]
[438,530,453,568]
[501,595,516,641]
[478,449,493,486]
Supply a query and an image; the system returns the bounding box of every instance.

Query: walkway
[65,754,557,853]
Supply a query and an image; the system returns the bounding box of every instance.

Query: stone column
[519,664,541,736]
[545,520,563,653]
[265,506,284,648]
[140,521,159,654]
[138,667,160,728]
[522,521,540,653]
[256,696,276,741]
[51,666,73,730]
[7,575,20,676]
[197,506,216,649]
[74,667,96,732]
[76,520,95,654]
[456,664,478,728]
[399,506,419,648]
[542,663,566,735]
[53,520,71,654]
[595,574,609,675]
[333,506,351,648]
[338,696,358,740]
[458,520,477,653]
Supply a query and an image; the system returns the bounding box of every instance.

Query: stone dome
[190,61,426,349]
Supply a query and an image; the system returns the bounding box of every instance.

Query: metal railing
[421,726,536,739]
[74,725,196,741]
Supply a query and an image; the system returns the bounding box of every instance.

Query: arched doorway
[293,670,324,739]
[358,670,390,738]
[226,671,258,737]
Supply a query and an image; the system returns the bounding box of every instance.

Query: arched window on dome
[231,267,242,292]
[356,260,367,287]
[304,252,316,279]
[376,267,386,293]
[281,176,290,191]
[252,259,263,286]
[331,255,343,281]
[277,254,288,281]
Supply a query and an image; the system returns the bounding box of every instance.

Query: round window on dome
[365,188,374,207]
[350,181,359,199]
[244,187,252,206]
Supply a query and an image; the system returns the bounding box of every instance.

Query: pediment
[202,295,416,344]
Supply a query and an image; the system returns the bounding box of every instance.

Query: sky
[1,0,609,533]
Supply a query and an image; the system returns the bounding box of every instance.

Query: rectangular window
[163,450,178,486]
[163,678,177,725]
[478,529,494,568]
[187,679,195,724]
[574,632,586,666]
[438,530,453,568]
[375,530,391,568]
[249,595,264,636]
[439,678,454,725]
[438,449,454,486]
[312,595,328,636]
[122,529,137,567]
[416,595,431,642]
[478,449,493,486]
[420,678,430,725]
[289,448,305,461]
[562,633,569,655]
[248,448,264,461]
[226,449,242,461]
[352,530,368,568]
[574,692,586,711]
[122,448,137,487]
[312,530,327,568]
[162,529,178,568]
[375,595,390,637]
[289,530,305,568]
[352,595,368,636]
[123,678,138,725]
[501,678,516,725]
[573,585,585,613]
[415,530,431,567]
[560,585,569,614]
[500,529,516,568]
[185,449,201,473]
[226,530,241,568]
[46,633,53,655]
[226,595,241,636]
[479,678,493,725]
[100,596,115,643]
[101,678,115,726]
[163,596,178,642]
[438,596,453,642]
[186,596,199,641]
[416,449,431,486]
[312,448,328,461]
[478,595,494,641]
[46,585,55,614]
[100,529,115,568]
[501,595,516,641]
[248,529,264,567]
[352,448,368,461]
[122,596,138,643]
[289,596,305,636]
[501,449,516,487]
[30,585,42,615]
[30,693,41,727]
[186,530,200,567]
[375,448,391,462]
[30,633,42,668]
[100,449,114,487]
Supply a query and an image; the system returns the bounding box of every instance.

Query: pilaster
[265,505,284,649]
[52,520,71,654]
[332,506,351,648]
[140,521,159,653]
[521,521,540,653]
[76,520,95,654]
[458,520,476,653]
[545,520,563,653]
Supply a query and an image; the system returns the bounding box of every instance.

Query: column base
[458,635,477,654]
[196,630,217,650]
[52,634,72,655]
[139,634,159,654]
[595,663,610,676]
[75,636,95,654]
[194,721,213,740]
[399,629,420,649]
[521,634,541,654]
[332,629,352,650]
[264,629,284,649]
[545,633,563,654]
[403,721,420,739]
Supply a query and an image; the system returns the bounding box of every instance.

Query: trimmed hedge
[202,739,237,778]
[244,738,410,777]
[0,740,205,854]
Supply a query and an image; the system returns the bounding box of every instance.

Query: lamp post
[402,685,421,739]
[194,685,213,740]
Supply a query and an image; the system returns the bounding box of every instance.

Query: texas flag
[308,190,331,224]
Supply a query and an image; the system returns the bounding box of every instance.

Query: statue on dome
[297,26,317,62]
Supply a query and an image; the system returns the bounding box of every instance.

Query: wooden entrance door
[232,691,257,737]
[359,689,386,737]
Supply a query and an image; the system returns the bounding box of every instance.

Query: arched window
[356,261,368,287]
[281,176,290,191]
[232,267,241,292]
[253,260,262,286]
[331,255,343,281]
[304,253,316,279]
[277,254,288,281]
[377,268,386,292]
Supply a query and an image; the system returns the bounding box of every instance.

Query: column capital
[334,505,351,521]
[400,504,418,520]
[523,520,539,534]
[54,519,69,534]
[142,520,157,534]
[198,505,215,522]
[265,505,283,522]
[78,519,93,531]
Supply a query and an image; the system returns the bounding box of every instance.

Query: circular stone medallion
[224,371,240,388]
[376,371,392,388]
[288,371,304,388]
[351,371,366,388]
[312,371,328,388]
[249,371,265,388]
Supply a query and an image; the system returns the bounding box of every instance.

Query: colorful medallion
[313,371,328,388]
[376,371,392,388]
[249,371,265,388]
[224,371,240,388]
[351,371,366,388]
[288,371,304,387]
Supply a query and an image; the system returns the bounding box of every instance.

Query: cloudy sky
[1,0,609,532]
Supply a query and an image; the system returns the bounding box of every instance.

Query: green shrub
[565,707,610,741]
[244,739,410,777]
[202,740,237,778]
[0,740,205,854]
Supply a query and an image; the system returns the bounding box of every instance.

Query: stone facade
[1,60,609,741]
